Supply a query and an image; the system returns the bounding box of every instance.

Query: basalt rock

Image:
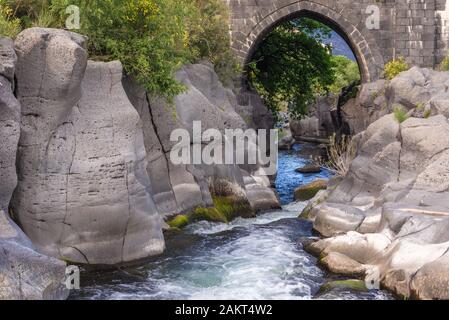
[0,75,20,212]
[303,68,449,298]
[0,210,68,300]
[294,179,328,202]
[11,28,165,265]
[0,37,17,83]
[340,67,449,135]
[124,61,280,219]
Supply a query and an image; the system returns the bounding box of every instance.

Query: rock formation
[124,62,280,220]
[303,67,449,299]
[11,28,164,265]
[0,38,20,212]
[2,28,279,269]
[0,34,68,300]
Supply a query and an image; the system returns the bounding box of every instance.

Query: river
[70,143,392,300]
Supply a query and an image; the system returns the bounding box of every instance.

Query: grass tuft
[394,106,409,123]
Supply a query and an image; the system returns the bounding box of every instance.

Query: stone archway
[230,1,386,83]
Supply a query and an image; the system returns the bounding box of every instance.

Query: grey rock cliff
[11,28,164,265]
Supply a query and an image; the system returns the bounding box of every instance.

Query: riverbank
[69,144,393,300]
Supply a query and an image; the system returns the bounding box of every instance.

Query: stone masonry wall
[226,0,449,81]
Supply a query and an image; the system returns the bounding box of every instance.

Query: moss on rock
[166,195,254,229]
[167,215,190,229]
[318,279,368,294]
[294,179,328,202]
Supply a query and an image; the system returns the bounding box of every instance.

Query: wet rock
[295,164,322,174]
[320,252,366,277]
[279,134,294,150]
[299,189,329,220]
[318,279,368,295]
[294,179,328,202]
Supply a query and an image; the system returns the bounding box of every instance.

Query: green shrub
[166,195,253,229]
[394,106,409,123]
[384,57,410,80]
[58,0,237,99]
[0,2,22,38]
[49,0,196,99]
[439,52,449,71]
[5,0,237,100]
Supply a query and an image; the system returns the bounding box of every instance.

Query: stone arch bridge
[226,0,449,83]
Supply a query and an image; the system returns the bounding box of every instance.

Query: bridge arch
[231,1,386,83]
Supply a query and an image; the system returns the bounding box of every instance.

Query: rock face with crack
[11,28,164,265]
[0,209,68,300]
[1,34,67,300]
[302,67,449,299]
[0,38,20,212]
[8,28,278,267]
[123,61,280,219]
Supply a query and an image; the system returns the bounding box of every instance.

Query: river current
[70,144,392,300]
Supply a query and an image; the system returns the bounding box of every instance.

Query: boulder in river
[294,179,328,202]
[295,164,322,174]
[319,252,366,277]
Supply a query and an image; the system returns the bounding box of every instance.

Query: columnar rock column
[12,28,164,265]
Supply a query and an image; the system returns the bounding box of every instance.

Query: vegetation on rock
[167,195,254,229]
[440,52,449,71]
[0,0,239,100]
[318,134,357,177]
[294,179,328,202]
[0,2,21,38]
[384,57,410,80]
[394,105,409,123]
[318,279,368,294]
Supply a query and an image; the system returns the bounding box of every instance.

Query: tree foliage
[248,18,361,119]
[1,0,239,100]
[0,1,21,38]
[329,55,360,95]
[248,18,336,119]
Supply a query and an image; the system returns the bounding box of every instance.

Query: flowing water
[71,143,392,300]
